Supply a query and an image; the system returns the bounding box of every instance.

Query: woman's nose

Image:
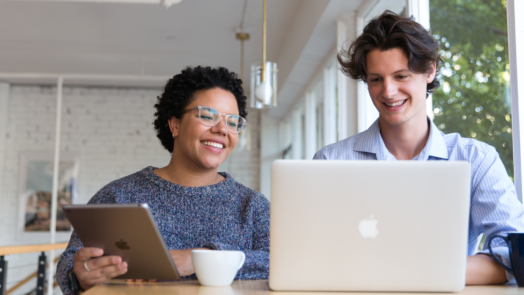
[210,116,228,136]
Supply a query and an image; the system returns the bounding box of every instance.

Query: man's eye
[397,75,408,79]
[201,115,214,121]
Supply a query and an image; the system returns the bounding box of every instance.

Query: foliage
[430,0,513,178]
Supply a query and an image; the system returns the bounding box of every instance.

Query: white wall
[259,112,279,199]
[0,85,261,294]
[0,82,9,209]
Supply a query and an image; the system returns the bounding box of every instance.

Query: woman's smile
[201,140,226,153]
[171,87,239,170]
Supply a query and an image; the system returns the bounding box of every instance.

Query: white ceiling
[0,0,363,118]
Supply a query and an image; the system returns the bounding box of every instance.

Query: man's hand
[73,247,128,291]
[169,248,209,276]
[466,254,507,285]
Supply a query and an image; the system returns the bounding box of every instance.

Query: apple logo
[358,214,379,238]
[115,239,130,250]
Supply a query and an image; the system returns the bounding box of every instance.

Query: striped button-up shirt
[314,118,524,283]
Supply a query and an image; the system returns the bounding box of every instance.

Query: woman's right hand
[73,247,128,291]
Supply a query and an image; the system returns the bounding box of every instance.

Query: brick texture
[0,85,260,293]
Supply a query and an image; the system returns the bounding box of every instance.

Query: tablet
[63,203,180,280]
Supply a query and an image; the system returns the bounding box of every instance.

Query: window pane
[316,101,324,151]
[430,0,513,178]
[364,0,406,22]
[326,61,339,144]
[312,80,324,151]
[301,113,306,159]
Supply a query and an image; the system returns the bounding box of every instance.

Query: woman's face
[169,88,240,171]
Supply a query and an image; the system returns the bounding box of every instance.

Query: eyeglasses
[184,106,247,134]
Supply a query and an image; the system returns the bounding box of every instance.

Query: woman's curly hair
[153,66,247,153]
[337,10,443,97]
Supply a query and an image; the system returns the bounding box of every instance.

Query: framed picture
[17,151,80,242]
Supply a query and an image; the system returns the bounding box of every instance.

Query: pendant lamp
[250,0,277,109]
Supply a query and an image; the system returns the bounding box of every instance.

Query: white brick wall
[0,85,260,294]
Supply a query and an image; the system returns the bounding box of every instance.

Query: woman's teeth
[202,141,224,149]
[385,100,407,107]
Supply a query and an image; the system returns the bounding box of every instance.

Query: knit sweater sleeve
[203,193,270,280]
[56,186,116,295]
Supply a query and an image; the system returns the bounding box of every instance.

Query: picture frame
[17,151,80,242]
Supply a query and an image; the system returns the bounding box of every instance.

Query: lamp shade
[250,61,277,109]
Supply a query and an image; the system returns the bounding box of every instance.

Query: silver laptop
[63,204,180,280]
[270,160,470,292]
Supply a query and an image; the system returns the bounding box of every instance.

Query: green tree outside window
[430,0,513,178]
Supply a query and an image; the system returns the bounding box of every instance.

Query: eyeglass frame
[183,105,247,134]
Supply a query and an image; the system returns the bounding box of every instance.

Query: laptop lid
[269,160,470,292]
[63,203,180,280]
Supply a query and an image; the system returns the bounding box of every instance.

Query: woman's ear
[168,117,180,138]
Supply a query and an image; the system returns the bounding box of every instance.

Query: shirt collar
[424,119,449,160]
[353,117,449,160]
[353,119,391,160]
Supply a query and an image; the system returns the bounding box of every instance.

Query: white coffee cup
[191,250,245,286]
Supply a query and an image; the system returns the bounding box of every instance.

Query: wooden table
[84,279,524,294]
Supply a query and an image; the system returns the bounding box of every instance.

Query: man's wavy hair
[153,66,247,153]
[337,10,443,97]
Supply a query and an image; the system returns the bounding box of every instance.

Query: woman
[56,66,270,294]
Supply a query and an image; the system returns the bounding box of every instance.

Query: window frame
[507,0,524,201]
[324,60,339,145]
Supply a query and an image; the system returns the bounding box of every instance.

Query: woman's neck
[154,158,224,187]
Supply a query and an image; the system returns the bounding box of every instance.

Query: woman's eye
[227,120,238,127]
[397,75,407,79]
[201,115,214,121]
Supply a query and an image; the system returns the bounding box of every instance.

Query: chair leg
[36,252,46,295]
[0,256,7,295]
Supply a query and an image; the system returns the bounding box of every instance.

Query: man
[314,10,524,285]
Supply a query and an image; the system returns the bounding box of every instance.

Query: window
[324,60,338,145]
[316,96,324,151]
[311,79,324,152]
[430,0,513,178]
[364,0,407,21]
[286,57,339,160]
[291,103,305,159]
[301,111,306,159]
[279,118,293,159]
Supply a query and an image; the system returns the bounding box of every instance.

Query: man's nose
[383,78,398,99]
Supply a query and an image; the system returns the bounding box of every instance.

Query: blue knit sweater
[56,167,270,294]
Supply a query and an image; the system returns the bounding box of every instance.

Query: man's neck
[154,153,223,187]
[379,115,430,160]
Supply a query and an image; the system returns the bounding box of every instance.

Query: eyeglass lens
[199,107,246,133]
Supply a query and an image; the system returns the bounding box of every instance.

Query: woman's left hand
[169,248,209,276]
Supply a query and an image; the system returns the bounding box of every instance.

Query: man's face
[365,48,436,128]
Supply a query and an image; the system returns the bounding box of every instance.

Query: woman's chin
[200,158,227,170]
